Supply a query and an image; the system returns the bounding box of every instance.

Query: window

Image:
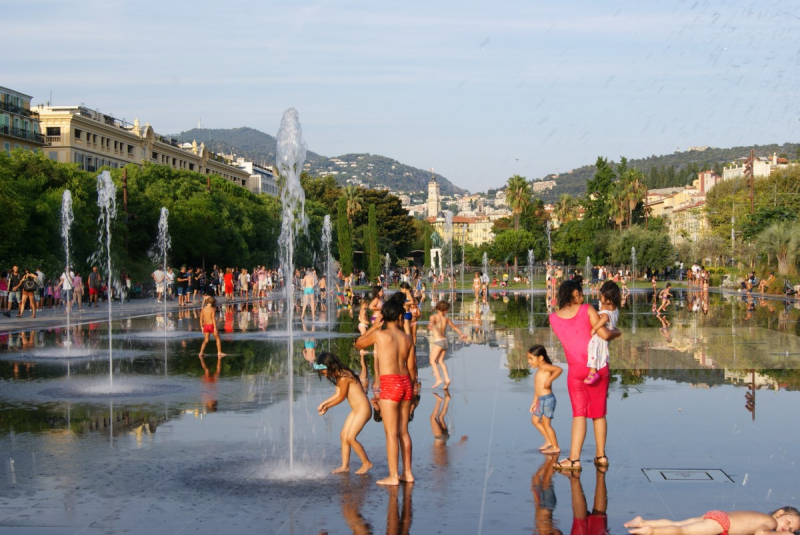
[3,142,10,154]
[48,152,58,161]
[188,163,194,171]
[74,129,82,140]
[46,127,61,136]
[127,144,134,155]
[152,151,158,160]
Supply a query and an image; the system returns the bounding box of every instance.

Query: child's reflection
[339,479,373,535]
[199,355,222,413]
[532,457,559,535]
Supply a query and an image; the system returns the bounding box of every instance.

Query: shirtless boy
[428,301,468,389]
[300,269,317,321]
[355,292,416,486]
[199,296,226,357]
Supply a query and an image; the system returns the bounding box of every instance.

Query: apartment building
[35,105,251,187]
[0,86,44,153]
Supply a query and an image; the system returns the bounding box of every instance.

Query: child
[199,296,226,357]
[428,300,468,389]
[315,352,373,475]
[355,292,415,486]
[585,280,621,385]
[624,506,800,535]
[657,283,673,314]
[528,345,563,454]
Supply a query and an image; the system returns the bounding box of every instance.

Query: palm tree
[624,172,647,229]
[610,185,627,233]
[506,175,531,230]
[343,185,363,224]
[554,194,576,224]
[758,221,800,275]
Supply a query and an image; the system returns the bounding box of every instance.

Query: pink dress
[548,304,609,419]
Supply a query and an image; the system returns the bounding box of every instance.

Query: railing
[0,101,33,117]
[0,125,44,143]
[45,135,62,144]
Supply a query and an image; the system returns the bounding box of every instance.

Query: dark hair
[315,352,359,385]
[399,281,411,291]
[599,280,622,308]
[771,506,800,517]
[557,280,582,309]
[435,300,450,312]
[382,292,405,322]
[527,344,552,364]
[371,286,382,300]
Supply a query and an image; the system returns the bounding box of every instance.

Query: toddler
[625,506,800,535]
[585,280,621,385]
[528,345,563,454]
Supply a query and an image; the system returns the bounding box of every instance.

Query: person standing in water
[300,268,317,321]
[428,300,467,389]
[199,296,225,357]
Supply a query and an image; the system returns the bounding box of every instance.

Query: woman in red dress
[224,268,234,301]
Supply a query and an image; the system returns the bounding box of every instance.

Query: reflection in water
[532,457,559,535]
[385,484,413,535]
[340,478,373,535]
[562,467,608,535]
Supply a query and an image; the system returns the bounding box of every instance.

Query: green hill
[173,127,465,195]
[535,142,800,202]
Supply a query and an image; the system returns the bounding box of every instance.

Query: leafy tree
[492,230,536,265]
[336,196,354,275]
[584,156,616,226]
[366,204,381,278]
[757,221,800,275]
[607,227,675,270]
[506,175,531,231]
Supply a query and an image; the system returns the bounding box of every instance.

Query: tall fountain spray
[321,215,333,319]
[95,171,117,388]
[460,242,465,292]
[482,252,489,281]
[546,220,553,265]
[631,247,637,291]
[384,253,391,287]
[443,210,454,279]
[156,208,171,334]
[527,250,534,293]
[61,190,74,348]
[585,257,591,288]
[276,108,308,471]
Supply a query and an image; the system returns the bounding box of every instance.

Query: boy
[199,296,226,357]
[355,293,415,486]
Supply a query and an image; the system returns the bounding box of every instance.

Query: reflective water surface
[1,288,798,534]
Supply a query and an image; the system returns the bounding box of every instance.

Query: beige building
[36,105,253,189]
[0,86,44,153]
[426,214,495,247]
[723,153,791,180]
[668,201,708,245]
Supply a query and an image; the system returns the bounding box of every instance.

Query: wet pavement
[1,289,799,534]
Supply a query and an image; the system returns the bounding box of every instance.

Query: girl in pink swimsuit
[548,280,620,472]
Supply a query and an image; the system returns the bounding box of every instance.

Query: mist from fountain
[585,257,591,288]
[61,190,74,349]
[631,247,637,292]
[276,108,308,472]
[482,252,489,282]
[321,215,333,322]
[384,253,391,287]
[528,250,534,293]
[94,171,117,388]
[443,210,454,280]
[546,220,553,265]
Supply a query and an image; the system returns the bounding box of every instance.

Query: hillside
[535,142,800,202]
[173,127,465,195]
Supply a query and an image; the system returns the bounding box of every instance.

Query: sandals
[554,458,582,472]
[594,455,609,467]
[584,372,600,385]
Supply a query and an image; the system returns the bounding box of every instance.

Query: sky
[5,0,800,192]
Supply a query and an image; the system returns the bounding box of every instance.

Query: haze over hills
[173,127,466,196]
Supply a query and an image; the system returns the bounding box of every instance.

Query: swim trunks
[379,374,412,402]
[303,287,314,295]
[403,311,413,320]
[304,340,315,349]
[703,511,730,535]
[433,339,448,350]
[534,393,556,419]
[203,323,214,334]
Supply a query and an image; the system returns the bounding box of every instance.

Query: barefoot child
[657,283,673,314]
[625,506,800,535]
[199,296,226,357]
[528,345,563,455]
[315,352,373,475]
[585,280,621,385]
[355,292,415,486]
[428,300,468,389]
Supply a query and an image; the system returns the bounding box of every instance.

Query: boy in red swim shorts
[356,291,416,486]
[199,296,226,357]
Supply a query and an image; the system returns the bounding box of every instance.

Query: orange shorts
[379,374,412,402]
[203,323,214,334]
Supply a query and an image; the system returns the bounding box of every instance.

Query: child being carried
[585,280,621,385]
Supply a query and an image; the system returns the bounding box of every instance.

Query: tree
[492,230,536,265]
[366,204,381,279]
[554,194,578,225]
[343,185,364,224]
[336,196,353,275]
[584,156,616,226]
[506,175,531,230]
[757,222,800,275]
[607,227,675,270]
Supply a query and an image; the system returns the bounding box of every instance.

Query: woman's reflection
[560,465,608,535]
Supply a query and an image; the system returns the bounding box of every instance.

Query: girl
[315,352,373,475]
[625,506,800,535]
[368,286,384,325]
[656,283,673,314]
[585,280,621,385]
[473,272,481,301]
[528,345,563,455]
[428,300,468,389]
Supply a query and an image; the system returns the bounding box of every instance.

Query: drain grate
[642,469,733,483]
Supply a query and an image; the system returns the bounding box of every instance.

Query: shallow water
[1,289,798,534]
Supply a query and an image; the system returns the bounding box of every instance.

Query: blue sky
[5,0,799,192]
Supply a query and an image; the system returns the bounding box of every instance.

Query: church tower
[427,167,441,217]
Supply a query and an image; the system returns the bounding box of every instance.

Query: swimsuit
[379,374,412,402]
[203,323,214,334]
[304,340,315,349]
[433,339,448,350]
[703,511,730,535]
[403,311,413,320]
[303,287,314,295]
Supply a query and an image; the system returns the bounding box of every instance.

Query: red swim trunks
[203,323,215,334]
[703,511,730,535]
[379,374,412,402]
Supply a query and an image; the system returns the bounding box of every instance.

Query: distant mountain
[173,127,466,195]
[535,142,800,203]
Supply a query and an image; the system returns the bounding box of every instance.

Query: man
[176,266,190,306]
[152,265,166,303]
[60,266,75,310]
[6,266,22,316]
[355,294,415,486]
[87,267,101,307]
[35,266,45,306]
[758,271,775,294]
[300,269,317,321]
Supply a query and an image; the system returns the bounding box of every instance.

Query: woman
[72,271,84,311]
[16,269,39,318]
[548,279,620,472]
[223,268,234,301]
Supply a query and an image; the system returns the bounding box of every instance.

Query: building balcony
[0,101,34,117]
[0,125,44,144]
[46,135,62,144]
